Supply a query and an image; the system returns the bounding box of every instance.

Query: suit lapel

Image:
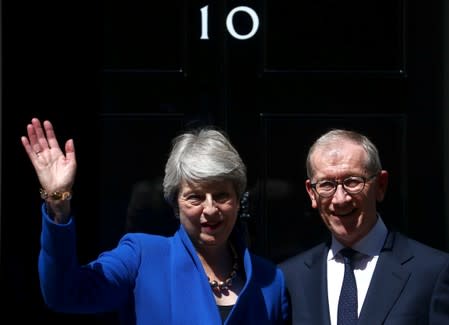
[171,226,220,324]
[303,244,331,325]
[358,231,412,324]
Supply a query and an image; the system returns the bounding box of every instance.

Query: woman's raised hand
[21,118,77,195]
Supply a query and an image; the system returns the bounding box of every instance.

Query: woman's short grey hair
[163,127,247,208]
[306,129,382,178]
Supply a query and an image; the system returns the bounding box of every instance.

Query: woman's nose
[203,195,218,213]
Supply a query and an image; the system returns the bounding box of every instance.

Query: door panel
[264,1,404,72]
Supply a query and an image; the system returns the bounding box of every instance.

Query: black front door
[3,0,447,322]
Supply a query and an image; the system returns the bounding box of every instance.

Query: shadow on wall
[247,177,329,263]
[125,177,179,236]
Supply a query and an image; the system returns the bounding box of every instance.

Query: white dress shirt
[327,216,388,325]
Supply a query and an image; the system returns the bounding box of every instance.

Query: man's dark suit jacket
[280,231,449,325]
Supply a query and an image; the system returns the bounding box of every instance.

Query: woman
[21,118,290,324]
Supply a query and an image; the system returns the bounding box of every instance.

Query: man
[280,129,449,324]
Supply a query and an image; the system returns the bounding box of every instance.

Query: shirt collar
[329,214,388,260]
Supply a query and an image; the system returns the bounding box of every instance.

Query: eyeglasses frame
[310,173,379,198]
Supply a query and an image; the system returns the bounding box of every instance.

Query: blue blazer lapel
[358,231,412,324]
[227,247,252,319]
[171,226,221,325]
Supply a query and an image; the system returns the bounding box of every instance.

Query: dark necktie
[337,248,358,325]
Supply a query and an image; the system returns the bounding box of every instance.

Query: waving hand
[21,118,76,222]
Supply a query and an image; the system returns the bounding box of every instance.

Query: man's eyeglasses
[310,174,378,198]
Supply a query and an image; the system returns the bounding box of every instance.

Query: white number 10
[200,5,260,40]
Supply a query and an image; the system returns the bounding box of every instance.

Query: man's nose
[332,184,351,202]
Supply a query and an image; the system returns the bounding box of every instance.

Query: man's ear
[376,170,389,202]
[305,179,318,209]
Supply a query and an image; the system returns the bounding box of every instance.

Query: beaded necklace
[208,244,239,292]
